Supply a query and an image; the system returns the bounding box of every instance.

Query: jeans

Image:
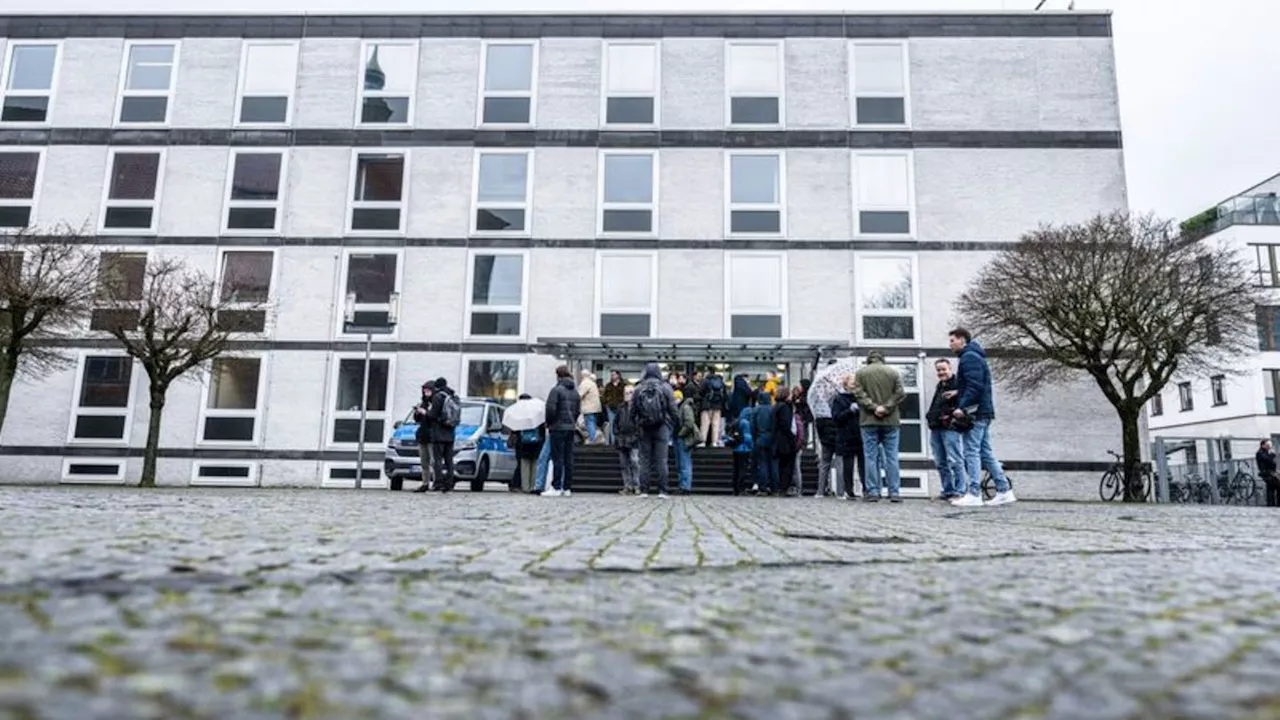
[584,414,598,444]
[817,443,835,496]
[930,428,966,497]
[535,437,552,491]
[431,441,455,491]
[732,453,750,494]
[963,419,1010,497]
[550,430,575,491]
[861,426,902,498]
[700,409,722,446]
[674,436,693,491]
[754,446,778,493]
[606,407,618,444]
[618,447,640,490]
[638,427,671,495]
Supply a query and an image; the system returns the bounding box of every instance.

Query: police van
[383,398,517,492]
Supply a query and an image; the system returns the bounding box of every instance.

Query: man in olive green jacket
[853,350,906,502]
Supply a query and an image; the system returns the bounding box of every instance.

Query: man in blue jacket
[948,328,1017,507]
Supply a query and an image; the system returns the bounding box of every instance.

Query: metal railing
[1157,460,1265,506]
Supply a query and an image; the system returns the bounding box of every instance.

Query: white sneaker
[544,488,562,497]
[637,492,649,498]
[838,493,849,500]
[986,490,1017,506]
[657,493,669,499]
[562,490,572,498]
[950,494,984,508]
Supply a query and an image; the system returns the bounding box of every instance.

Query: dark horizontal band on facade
[0,14,1113,40]
[0,128,1124,150]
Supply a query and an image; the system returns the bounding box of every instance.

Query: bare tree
[100,256,263,488]
[955,212,1266,502]
[0,227,98,435]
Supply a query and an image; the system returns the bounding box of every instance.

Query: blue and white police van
[383,398,517,492]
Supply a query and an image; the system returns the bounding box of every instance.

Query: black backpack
[705,376,726,407]
[634,381,668,428]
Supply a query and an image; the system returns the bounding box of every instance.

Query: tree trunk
[0,353,15,438]
[1119,408,1144,503]
[139,385,167,488]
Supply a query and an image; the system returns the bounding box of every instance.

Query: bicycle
[979,468,1014,501]
[1099,450,1152,502]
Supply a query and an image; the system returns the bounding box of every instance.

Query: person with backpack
[750,389,777,495]
[725,403,754,495]
[674,388,700,495]
[544,365,581,497]
[631,362,679,499]
[773,387,799,497]
[423,377,460,493]
[412,382,436,493]
[613,384,642,495]
[507,393,545,494]
[699,370,728,447]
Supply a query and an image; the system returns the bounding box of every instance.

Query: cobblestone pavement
[2,487,1280,719]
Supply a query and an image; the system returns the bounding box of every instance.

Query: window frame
[1178,381,1193,412]
[884,356,926,460]
[1253,245,1280,287]
[232,40,300,128]
[459,354,526,402]
[65,350,137,446]
[326,351,397,451]
[594,250,659,338]
[354,39,419,128]
[191,461,260,487]
[464,249,531,341]
[848,40,912,129]
[852,150,916,239]
[1150,392,1163,417]
[1210,375,1227,407]
[597,149,659,238]
[98,147,167,235]
[113,40,181,127]
[477,39,540,128]
[221,149,288,235]
[0,146,46,231]
[723,251,789,339]
[346,149,409,236]
[1265,370,1280,416]
[725,40,786,129]
[89,247,150,334]
[470,148,534,237]
[854,252,921,346]
[60,458,128,484]
[600,40,661,129]
[196,354,268,448]
[1,40,63,127]
[334,249,403,340]
[321,462,388,489]
[724,150,787,238]
[215,247,277,309]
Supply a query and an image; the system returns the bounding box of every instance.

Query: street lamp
[344,290,400,489]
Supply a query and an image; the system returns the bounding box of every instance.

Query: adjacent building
[0,11,1127,495]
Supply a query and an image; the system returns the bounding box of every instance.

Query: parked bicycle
[1168,467,1257,505]
[1099,450,1152,501]
[980,467,1014,501]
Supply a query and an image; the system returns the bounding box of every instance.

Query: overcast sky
[7,0,1279,220]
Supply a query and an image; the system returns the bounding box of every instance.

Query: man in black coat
[1257,440,1279,507]
[926,359,966,501]
[423,377,458,492]
[830,374,865,499]
[412,382,436,493]
[544,365,581,497]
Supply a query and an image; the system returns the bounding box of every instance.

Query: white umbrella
[810,357,860,419]
[502,397,546,432]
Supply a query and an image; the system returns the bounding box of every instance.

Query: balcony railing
[1211,194,1280,233]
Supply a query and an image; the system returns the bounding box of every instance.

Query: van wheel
[472,457,489,493]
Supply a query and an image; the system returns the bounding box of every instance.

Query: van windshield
[404,403,488,427]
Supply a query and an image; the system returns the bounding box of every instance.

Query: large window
[480,41,537,126]
[1178,381,1193,412]
[68,355,134,443]
[1253,245,1280,287]
[472,151,532,234]
[464,357,522,402]
[1150,393,1163,417]
[886,359,923,455]
[726,42,783,127]
[0,150,42,228]
[341,252,399,331]
[726,253,785,339]
[1259,307,1280,351]
[357,41,417,125]
[467,252,526,338]
[217,250,273,333]
[1266,370,1280,415]
[1211,375,1227,407]
[100,150,164,233]
[850,41,909,127]
[856,255,918,343]
[597,252,656,337]
[599,151,656,235]
[602,42,658,126]
[330,356,392,444]
[348,152,406,233]
[200,357,263,444]
[853,152,914,237]
[223,151,285,233]
[235,41,298,125]
[91,251,146,331]
[2,42,59,124]
[117,42,178,125]
[727,152,784,236]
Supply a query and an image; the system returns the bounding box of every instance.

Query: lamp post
[344,290,400,489]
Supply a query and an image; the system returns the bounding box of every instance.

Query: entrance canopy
[533,337,851,363]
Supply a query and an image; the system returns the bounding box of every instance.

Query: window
[1254,245,1280,287]
[466,252,527,338]
[216,250,273,332]
[1259,307,1280,351]
[68,354,134,443]
[1265,370,1280,415]
[340,252,399,331]
[1210,375,1227,407]
[61,459,126,484]
[2,42,59,123]
[322,463,384,489]
[727,152,784,235]
[191,462,258,487]
[599,152,656,235]
[0,150,42,228]
[856,255,918,343]
[726,42,783,127]
[853,152,914,236]
[100,150,164,233]
[602,42,659,126]
[1178,381,1193,412]
[850,41,909,126]
[472,151,532,234]
[235,41,299,125]
[357,41,417,125]
[479,41,537,125]
[1151,393,1163,417]
[117,42,178,124]
[91,252,146,331]
[330,356,392,445]
[597,252,656,337]
[464,357,522,402]
[200,357,263,443]
[887,360,923,454]
[223,151,285,233]
[348,152,406,233]
[726,253,785,338]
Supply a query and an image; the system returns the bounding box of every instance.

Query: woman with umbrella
[503,393,547,494]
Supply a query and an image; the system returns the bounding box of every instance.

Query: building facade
[0,12,1127,495]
